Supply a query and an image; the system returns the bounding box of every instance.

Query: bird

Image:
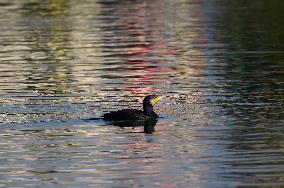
[102,95,160,121]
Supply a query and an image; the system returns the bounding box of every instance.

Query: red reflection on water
[127,44,177,56]
[116,2,177,97]
[158,182,177,187]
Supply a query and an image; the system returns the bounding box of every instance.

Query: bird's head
[143,95,160,107]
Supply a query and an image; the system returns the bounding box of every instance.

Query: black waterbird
[103,95,160,121]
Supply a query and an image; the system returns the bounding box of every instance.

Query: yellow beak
[152,97,159,104]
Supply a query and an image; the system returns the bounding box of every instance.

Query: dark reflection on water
[0,0,284,187]
[112,119,157,134]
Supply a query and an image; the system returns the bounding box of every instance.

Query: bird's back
[102,109,149,121]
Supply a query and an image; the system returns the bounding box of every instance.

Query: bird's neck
[143,105,158,119]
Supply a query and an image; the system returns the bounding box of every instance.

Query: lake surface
[0,0,284,187]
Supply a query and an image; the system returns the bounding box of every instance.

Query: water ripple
[0,0,283,187]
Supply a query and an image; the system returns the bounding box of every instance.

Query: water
[0,0,284,187]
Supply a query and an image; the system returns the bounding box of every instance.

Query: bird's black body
[102,95,159,121]
[103,109,149,121]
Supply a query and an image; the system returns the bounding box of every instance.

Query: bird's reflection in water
[112,119,157,134]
